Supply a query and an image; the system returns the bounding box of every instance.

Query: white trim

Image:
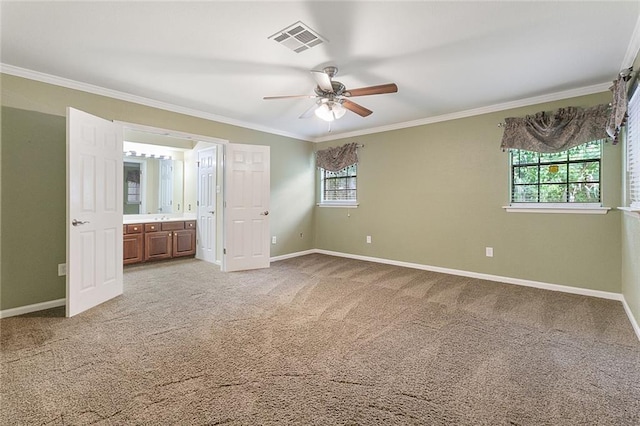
[622,296,640,342]
[270,249,316,262]
[503,205,610,214]
[313,249,623,300]
[317,203,359,208]
[1,64,309,142]
[313,83,611,143]
[272,248,623,301]
[0,298,66,319]
[2,63,612,144]
[618,207,640,213]
[622,12,640,69]
[117,121,229,146]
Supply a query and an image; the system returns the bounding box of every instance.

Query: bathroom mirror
[122,131,193,216]
[124,157,184,215]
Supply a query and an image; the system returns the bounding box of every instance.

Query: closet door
[223,144,270,272]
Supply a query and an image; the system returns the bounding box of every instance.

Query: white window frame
[504,141,609,214]
[317,164,359,207]
[623,84,640,211]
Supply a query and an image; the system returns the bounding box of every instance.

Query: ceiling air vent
[269,21,326,53]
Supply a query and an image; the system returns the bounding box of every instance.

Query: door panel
[67,108,123,317]
[223,144,270,272]
[197,147,217,263]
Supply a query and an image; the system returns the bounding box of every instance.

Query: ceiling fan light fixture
[315,100,346,122]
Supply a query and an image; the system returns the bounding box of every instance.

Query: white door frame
[116,121,228,265]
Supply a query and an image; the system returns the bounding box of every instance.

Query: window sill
[317,203,359,208]
[618,207,640,217]
[503,204,610,214]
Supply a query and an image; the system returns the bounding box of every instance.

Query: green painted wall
[315,92,622,293]
[1,74,316,311]
[1,107,67,308]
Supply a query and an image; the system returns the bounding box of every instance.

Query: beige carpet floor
[1,254,639,425]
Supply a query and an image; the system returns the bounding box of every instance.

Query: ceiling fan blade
[299,101,320,119]
[311,70,334,93]
[345,83,398,97]
[263,94,317,100]
[342,99,373,117]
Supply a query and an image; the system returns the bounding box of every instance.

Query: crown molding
[0,64,312,142]
[312,82,611,143]
[622,11,640,69]
[2,63,611,145]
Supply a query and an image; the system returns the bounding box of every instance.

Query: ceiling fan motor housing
[315,81,346,97]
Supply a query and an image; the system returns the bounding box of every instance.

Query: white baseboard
[312,249,623,301]
[622,297,640,341]
[0,298,65,319]
[270,249,316,263]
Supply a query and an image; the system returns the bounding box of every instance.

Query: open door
[223,143,270,272]
[67,108,123,317]
[197,147,217,264]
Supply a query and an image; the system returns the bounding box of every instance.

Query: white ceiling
[2,1,639,142]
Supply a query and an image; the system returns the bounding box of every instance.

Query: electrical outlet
[272,236,277,244]
[58,263,67,276]
[366,235,372,244]
[485,247,493,257]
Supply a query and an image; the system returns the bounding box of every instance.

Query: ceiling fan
[263,66,398,122]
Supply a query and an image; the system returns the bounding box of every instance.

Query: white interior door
[223,143,270,272]
[197,147,217,264]
[67,108,123,317]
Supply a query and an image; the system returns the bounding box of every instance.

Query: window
[510,140,602,204]
[320,164,357,205]
[627,86,640,208]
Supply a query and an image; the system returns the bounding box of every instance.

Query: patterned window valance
[499,104,610,153]
[316,142,359,171]
[606,73,630,144]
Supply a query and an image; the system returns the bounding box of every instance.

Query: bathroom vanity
[123,219,196,265]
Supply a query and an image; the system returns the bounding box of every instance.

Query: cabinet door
[123,234,144,264]
[145,231,172,261]
[173,229,196,257]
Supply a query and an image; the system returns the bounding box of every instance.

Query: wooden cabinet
[124,220,196,265]
[173,226,196,257]
[144,230,173,261]
[123,224,144,265]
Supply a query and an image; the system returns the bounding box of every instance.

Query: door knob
[72,219,90,226]
[209,211,215,214]
[260,211,269,216]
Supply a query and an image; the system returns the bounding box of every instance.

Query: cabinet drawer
[126,224,143,234]
[144,223,161,233]
[185,221,196,229]
[162,221,185,231]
